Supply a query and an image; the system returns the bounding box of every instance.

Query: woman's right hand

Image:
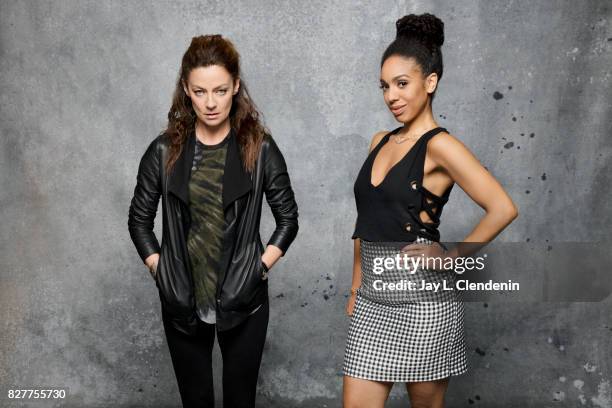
[145,253,160,281]
[346,292,357,316]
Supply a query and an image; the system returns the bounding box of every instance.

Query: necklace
[393,133,420,144]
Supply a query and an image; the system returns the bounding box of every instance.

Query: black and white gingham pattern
[358,237,459,305]
[343,239,468,382]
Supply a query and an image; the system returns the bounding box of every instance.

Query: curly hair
[381,13,445,103]
[161,34,268,174]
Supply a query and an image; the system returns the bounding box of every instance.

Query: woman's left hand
[260,259,270,280]
[400,242,452,272]
[260,244,283,279]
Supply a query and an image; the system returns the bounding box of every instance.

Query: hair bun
[395,13,444,48]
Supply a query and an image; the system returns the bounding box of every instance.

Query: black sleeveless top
[352,126,453,243]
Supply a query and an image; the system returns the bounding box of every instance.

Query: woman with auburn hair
[343,13,518,408]
[128,34,299,407]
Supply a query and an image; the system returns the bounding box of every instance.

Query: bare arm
[351,238,362,290]
[429,132,519,257]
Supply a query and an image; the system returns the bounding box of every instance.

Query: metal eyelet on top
[410,180,418,190]
[404,222,412,232]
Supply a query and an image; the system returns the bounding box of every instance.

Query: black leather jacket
[128,128,299,334]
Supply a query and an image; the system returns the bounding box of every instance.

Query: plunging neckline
[369,127,439,188]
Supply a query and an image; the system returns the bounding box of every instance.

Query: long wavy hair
[162,34,268,174]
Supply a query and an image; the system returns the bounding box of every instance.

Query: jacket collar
[167,126,252,210]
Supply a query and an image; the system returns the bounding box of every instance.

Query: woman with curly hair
[128,35,299,407]
[343,13,518,408]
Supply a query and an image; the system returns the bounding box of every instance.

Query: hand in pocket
[145,253,160,282]
[260,259,269,281]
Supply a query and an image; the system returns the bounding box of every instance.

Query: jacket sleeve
[128,137,162,263]
[262,135,299,255]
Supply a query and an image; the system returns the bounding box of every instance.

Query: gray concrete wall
[1,1,611,407]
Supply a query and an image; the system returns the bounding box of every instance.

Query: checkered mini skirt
[343,238,468,382]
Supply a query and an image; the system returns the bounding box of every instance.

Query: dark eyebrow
[392,74,410,81]
[380,74,411,84]
[191,84,229,90]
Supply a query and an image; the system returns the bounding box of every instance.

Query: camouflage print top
[187,134,229,324]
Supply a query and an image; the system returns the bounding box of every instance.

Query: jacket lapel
[166,126,251,210]
[222,128,252,210]
[167,127,195,206]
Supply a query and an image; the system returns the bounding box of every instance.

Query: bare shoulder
[368,130,388,153]
[428,130,478,165]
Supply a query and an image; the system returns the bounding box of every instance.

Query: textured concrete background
[1,0,611,407]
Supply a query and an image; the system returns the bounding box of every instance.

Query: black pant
[161,299,269,408]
